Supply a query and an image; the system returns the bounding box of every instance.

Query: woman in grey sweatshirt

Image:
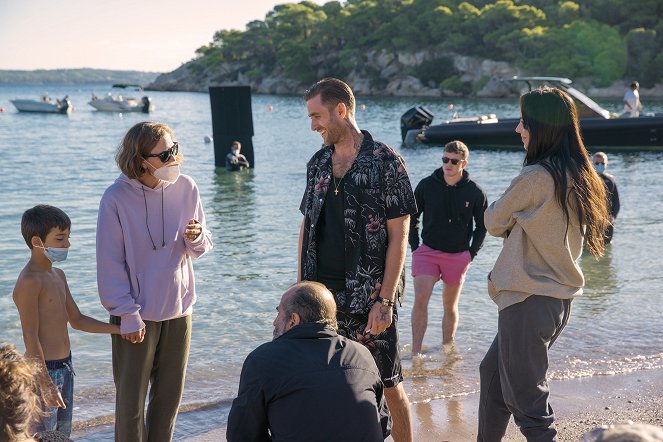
[477,87,610,442]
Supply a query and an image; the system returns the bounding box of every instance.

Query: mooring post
[209,86,254,168]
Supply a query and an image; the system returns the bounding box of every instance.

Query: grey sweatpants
[111,315,192,442]
[478,295,572,442]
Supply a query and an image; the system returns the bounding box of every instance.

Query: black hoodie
[409,169,487,258]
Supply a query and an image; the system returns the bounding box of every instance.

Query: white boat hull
[88,97,153,113]
[11,99,72,114]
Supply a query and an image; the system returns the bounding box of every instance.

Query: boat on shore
[10,95,73,114]
[88,84,153,113]
[401,77,663,151]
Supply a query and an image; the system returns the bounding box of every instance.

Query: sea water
[1,84,662,435]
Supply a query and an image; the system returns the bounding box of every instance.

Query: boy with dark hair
[13,204,120,437]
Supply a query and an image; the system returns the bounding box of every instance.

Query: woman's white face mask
[146,161,181,184]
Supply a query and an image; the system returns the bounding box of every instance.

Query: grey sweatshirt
[485,164,585,311]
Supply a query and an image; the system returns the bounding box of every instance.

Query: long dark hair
[520,87,609,257]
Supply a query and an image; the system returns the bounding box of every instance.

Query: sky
[0,0,325,73]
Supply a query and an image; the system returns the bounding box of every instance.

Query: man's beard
[273,319,287,340]
[323,117,343,146]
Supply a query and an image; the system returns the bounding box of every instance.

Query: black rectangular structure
[209,86,254,168]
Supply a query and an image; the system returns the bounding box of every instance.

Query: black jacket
[409,169,487,258]
[226,323,391,442]
[599,172,620,219]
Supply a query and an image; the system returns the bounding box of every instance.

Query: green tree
[625,28,659,87]
[518,20,626,86]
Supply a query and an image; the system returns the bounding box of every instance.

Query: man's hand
[41,378,66,408]
[122,327,145,344]
[365,302,393,336]
[365,282,392,335]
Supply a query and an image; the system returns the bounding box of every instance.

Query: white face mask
[149,162,180,184]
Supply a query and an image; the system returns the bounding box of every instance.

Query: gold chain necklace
[333,175,343,196]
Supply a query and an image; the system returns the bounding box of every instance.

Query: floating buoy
[0,107,4,112]
[359,104,366,111]
[267,105,273,112]
[203,135,213,144]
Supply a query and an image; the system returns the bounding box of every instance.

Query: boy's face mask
[35,239,68,262]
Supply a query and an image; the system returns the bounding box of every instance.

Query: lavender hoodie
[96,173,213,334]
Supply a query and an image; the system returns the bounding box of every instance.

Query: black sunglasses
[594,162,605,166]
[442,157,461,165]
[142,142,179,163]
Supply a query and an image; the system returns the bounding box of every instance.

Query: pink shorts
[411,244,472,286]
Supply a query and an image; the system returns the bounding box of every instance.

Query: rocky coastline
[147,50,663,99]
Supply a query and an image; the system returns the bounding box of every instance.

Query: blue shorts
[35,353,75,437]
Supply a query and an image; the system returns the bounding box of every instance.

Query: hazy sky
[0,0,325,72]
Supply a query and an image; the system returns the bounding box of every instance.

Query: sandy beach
[72,367,663,441]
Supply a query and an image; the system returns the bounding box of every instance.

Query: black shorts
[336,309,403,388]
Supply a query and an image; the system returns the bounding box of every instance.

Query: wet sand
[72,368,663,441]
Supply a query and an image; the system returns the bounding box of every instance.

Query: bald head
[593,152,608,165]
[282,282,337,329]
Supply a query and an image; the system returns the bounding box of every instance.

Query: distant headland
[0,68,161,85]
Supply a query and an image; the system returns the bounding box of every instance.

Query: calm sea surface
[1,84,662,435]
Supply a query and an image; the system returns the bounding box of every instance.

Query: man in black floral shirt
[298,78,417,441]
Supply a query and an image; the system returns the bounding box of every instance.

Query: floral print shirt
[300,130,417,314]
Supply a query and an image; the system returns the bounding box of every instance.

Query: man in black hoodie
[408,140,487,355]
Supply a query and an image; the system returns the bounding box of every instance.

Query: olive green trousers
[111,315,191,442]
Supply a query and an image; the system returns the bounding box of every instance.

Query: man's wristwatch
[376,296,395,307]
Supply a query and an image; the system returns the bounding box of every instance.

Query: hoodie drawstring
[142,185,165,250]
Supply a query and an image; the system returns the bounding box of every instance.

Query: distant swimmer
[225,141,250,171]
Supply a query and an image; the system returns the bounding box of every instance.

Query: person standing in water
[478,87,610,441]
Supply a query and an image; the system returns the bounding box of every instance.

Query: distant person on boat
[408,140,487,355]
[299,77,417,441]
[622,81,643,118]
[226,282,391,441]
[97,121,213,442]
[225,141,250,171]
[478,87,610,441]
[593,152,620,243]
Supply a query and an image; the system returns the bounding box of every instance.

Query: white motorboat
[88,84,153,113]
[11,95,73,114]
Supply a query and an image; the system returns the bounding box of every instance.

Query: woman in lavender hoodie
[97,121,213,442]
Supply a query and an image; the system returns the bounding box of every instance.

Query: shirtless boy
[12,204,120,436]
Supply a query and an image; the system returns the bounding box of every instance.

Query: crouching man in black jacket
[227,281,391,442]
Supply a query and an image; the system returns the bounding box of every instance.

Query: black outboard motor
[141,96,151,113]
[400,106,434,142]
[59,96,72,114]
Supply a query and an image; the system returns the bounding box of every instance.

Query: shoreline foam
[72,367,663,441]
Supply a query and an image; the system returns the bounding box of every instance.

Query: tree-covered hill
[150,0,663,95]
